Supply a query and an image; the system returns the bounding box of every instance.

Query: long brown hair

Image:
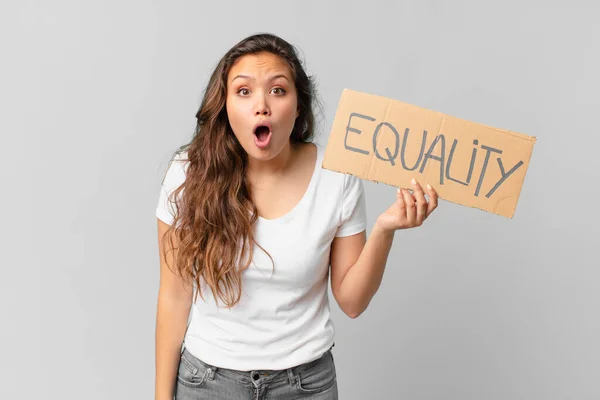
[160,33,320,308]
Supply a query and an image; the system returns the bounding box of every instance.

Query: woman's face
[226,51,299,162]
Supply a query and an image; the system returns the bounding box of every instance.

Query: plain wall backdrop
[1,1,598,399]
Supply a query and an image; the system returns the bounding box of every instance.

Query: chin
[248,139,287,160]
[247,147,277,161]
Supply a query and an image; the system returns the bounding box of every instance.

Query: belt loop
[207,366,217,380]
[287,368,296,386]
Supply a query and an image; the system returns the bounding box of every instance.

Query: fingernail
[397,187,401,193]
[427,184,432,190]
[411,178,416,185]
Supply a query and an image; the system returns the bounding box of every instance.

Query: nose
[254,93,270,116]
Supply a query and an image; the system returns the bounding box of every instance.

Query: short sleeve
[335,174,367,237]
[156,153,188,226]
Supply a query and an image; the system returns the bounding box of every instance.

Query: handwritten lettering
[344,113,524,198]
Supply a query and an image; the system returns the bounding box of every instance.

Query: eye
[237,88,250,96]
[271,87,286,95]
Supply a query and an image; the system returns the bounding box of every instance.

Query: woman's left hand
[375,178,439,233]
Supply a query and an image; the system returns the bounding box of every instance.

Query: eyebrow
[231,74,290,83]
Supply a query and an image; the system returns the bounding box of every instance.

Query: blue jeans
[174,346,338,399]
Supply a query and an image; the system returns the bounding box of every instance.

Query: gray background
[1,0,598,399]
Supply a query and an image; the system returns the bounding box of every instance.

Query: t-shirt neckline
[257,142,321,225]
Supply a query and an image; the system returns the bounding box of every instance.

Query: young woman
[155,33,438,400]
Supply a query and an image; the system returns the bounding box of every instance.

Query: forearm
[155,291,192,400]
[337,222,395,318]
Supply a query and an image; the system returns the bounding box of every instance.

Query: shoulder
[161,151,189,202]
[310,143,367,235]
[156,150,190,226]
[313,142,362,190]
[161,150,189,188]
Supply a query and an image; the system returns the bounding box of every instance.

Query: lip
[252,120,272,135]
[254,131,272,149]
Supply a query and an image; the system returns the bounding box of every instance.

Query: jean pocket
[177,352,209,388]
[295,351,337,393]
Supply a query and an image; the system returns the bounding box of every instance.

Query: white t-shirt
[155,142,367,371]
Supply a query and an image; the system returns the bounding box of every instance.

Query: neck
[246,141,297,183]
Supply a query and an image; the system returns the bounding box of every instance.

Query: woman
[155,33,438,400]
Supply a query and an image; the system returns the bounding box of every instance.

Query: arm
[330,179,438,319]
[330,226,392,319]
[155,218,193,400]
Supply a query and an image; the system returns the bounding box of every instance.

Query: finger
[406,189,418,203]
[411,179,427,225]
[425,184,439,217]
[396,187,407,218]
[401,188,416,225]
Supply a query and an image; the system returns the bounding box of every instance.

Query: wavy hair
[160,33,320,308]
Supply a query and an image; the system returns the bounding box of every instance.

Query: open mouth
[254,125,271,142]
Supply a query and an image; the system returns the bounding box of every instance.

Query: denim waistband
[180,343,335,386]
